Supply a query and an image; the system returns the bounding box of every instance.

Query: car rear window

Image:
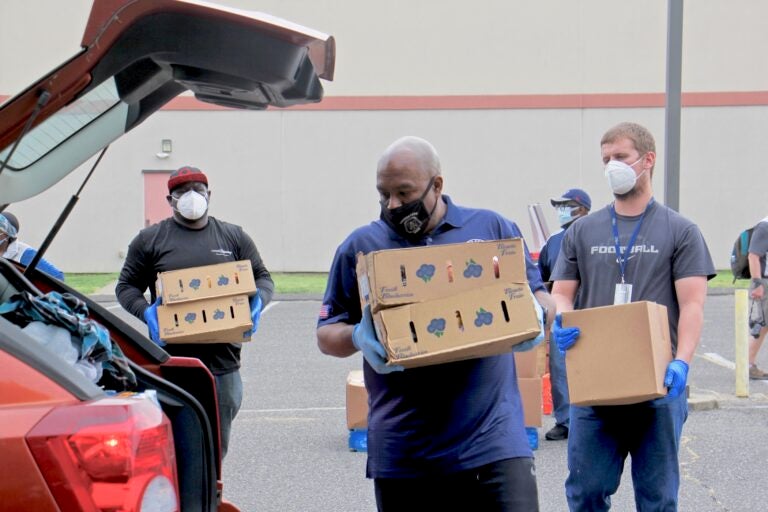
[0,78,120,170]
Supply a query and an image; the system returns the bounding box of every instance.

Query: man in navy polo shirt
[316,136,553,511]
[537,187,591,442]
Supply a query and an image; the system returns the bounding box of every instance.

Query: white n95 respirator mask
[604,156,646,195]
[175,190,208,220]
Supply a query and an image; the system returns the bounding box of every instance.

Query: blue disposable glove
[248,291,263,336]
[662,359,689,399]
[551,313,580,354]
[143,297,165,347]
[352,305,404,374]
[512,295,546,352]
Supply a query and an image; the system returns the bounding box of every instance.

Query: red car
[0,1,334,510]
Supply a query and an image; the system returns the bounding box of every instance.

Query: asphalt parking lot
[100,290,768,511]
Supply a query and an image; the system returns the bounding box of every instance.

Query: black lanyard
[610,199,654,283]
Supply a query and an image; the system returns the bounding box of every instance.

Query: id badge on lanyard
[611,199,652,305]
[614,282,632,305]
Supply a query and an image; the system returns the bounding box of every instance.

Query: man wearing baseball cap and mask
[116,165,273,459]
[537,187,591,442]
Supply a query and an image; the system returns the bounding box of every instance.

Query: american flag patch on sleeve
[318,303,331,320]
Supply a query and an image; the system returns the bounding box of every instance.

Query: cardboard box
[514,343,544,378]
[538,338,549,376]
[517,377,543,427]
[346,370,368,430]
[157,260,256,304]
[357,239,527,313]
[562,301,672,406]
[157,294,253,343]
[373,282,541,368]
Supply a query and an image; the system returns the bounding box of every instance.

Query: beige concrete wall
[2,0,768,272]
[9,104,765,272]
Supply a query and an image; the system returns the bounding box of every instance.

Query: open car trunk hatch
[0,0,335,205]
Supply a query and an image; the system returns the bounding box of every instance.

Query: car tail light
[26,395,179,512]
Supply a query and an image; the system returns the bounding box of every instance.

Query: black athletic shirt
[116,216,274,374]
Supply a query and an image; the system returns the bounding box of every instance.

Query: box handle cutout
[173,313,179,328]
[177,279,184,292]
[234,272,240,284]
[493,256,500,278]
[501,300,510,322]
[400,265,407,287]
[446,260,454,283]
[409,321,418,342]
[455,310,464,332]
[206,276,212,289]
[230,305,235,318]
[202,310,208,323]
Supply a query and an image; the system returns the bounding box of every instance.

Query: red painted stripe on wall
[165,91,768,110]
[3,91,768,111]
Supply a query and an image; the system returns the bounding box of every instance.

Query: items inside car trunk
[0,275,136,390]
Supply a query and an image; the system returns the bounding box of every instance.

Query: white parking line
[239,406,344,414]
[698,352,736,370]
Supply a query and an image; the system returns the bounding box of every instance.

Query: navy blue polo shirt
[318,196,545,478]
[538,229,565,283]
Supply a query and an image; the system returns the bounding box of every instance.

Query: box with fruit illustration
[157,294,253,344]
[372,282,541,368]
[356,239,528,313]
[157,260,256,304]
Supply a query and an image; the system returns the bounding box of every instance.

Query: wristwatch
[752,278,764,286]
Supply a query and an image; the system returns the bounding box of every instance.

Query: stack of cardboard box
[346,370,368,452]
[345,350,547,452]
[355,239,542,369]
[155,260,257,343]
[514,348,543,429]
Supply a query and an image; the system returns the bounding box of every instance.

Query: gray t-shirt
[748,220,768,277]
[552,200,715,352]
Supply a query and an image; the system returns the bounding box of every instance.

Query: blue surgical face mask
[556,206,579,227]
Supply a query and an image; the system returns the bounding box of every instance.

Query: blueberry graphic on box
[218,275,229,286]
[427,317,446,337]
[184,312,197,324]
[416,264,436,283]
[189,278,201,290]
[213,309,225,320]
[474,308,493,327]
[463,259,483,278]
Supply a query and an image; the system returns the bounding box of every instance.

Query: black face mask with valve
[379,177,437,243]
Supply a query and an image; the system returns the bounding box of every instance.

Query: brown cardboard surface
[346,370,368,430]
[356,239,527,313]
[514,344,542,378]
[538,338,549,376]
[518,377,543,427]
[158,260,256,304]
[563,301,672,406]
[374,282,541,369]
[158,294,253,343]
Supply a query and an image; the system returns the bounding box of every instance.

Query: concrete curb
[687,392,719,412]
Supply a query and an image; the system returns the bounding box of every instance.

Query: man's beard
[614,175,649,200]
